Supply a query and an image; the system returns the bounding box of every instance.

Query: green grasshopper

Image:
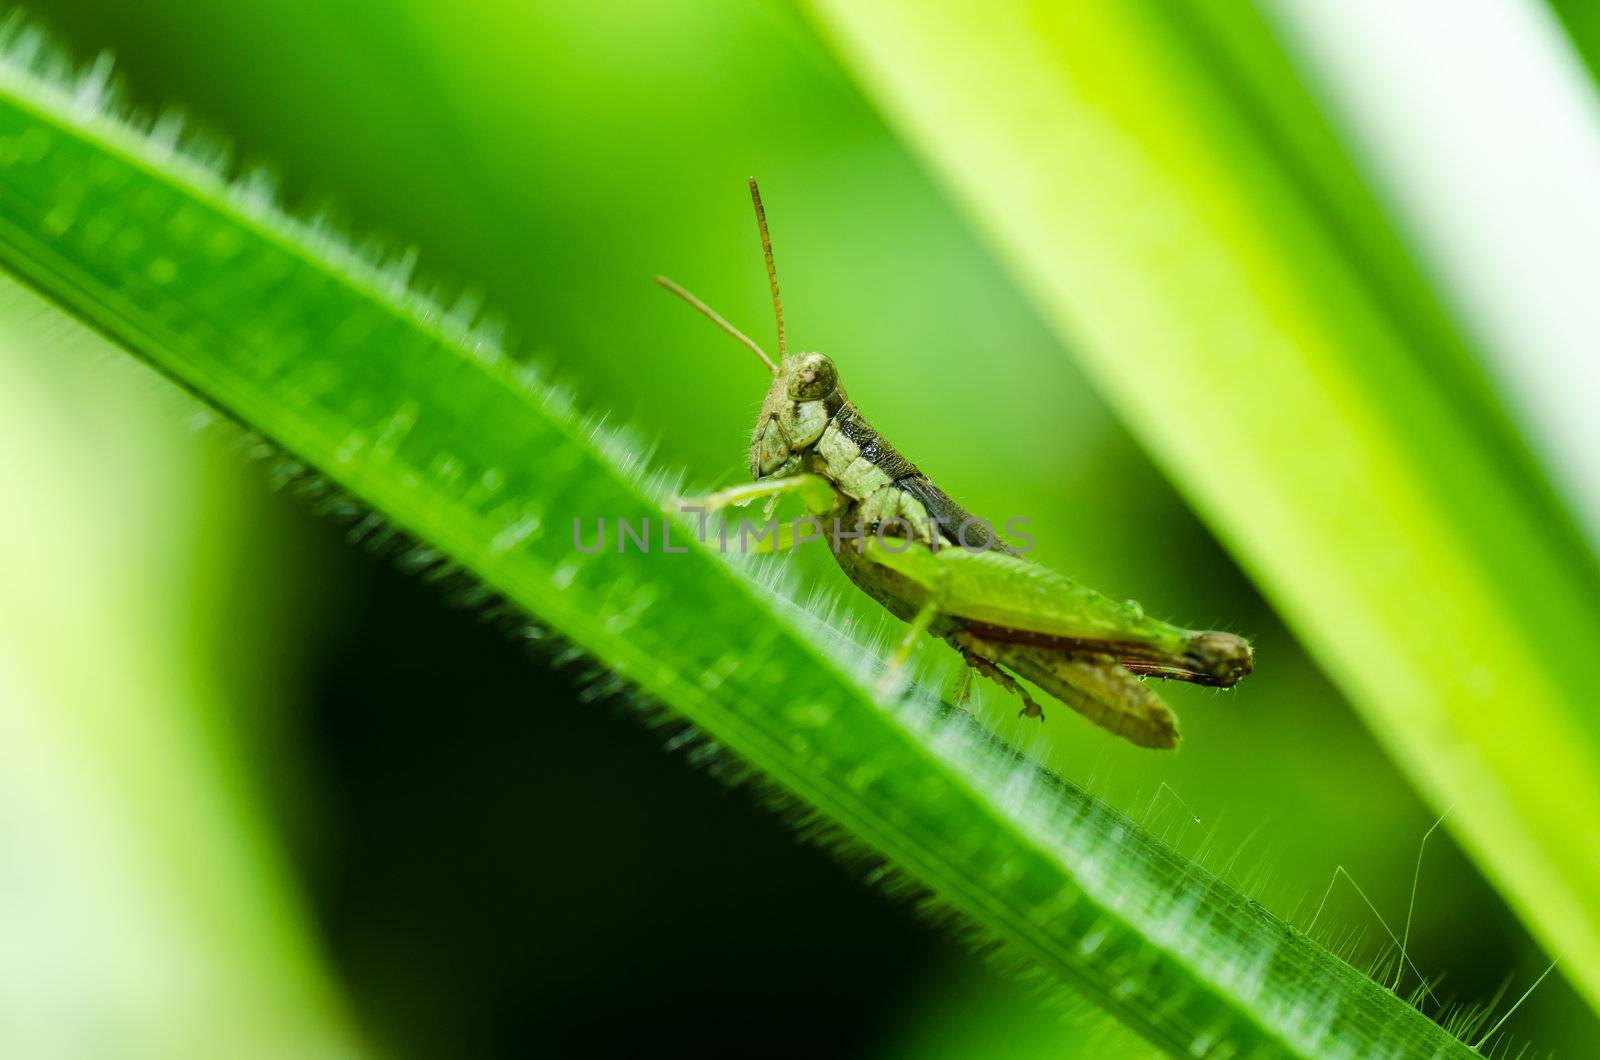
[657,179,1252,749]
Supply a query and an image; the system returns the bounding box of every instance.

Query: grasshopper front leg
[673,473,836,519]
[671,474,839,549]
[736,518,828,554]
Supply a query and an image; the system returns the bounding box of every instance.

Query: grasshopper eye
[788,353,837,401]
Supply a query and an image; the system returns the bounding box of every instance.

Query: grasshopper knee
[1185,631,1254,687]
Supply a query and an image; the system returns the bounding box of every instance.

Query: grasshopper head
[749,351,840,478]
[658,182,842,481]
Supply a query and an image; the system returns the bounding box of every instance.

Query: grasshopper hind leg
[950,630,1180,750]
[951,638,1046,721]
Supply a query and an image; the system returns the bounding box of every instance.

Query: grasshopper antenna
[748,177,788,362]
[654,274,777,373]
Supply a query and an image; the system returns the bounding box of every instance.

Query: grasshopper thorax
[749,351,840,479]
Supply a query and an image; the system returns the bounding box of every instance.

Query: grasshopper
[657,179,1252,749]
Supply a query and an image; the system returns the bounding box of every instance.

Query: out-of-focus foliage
[0,276,362,1060]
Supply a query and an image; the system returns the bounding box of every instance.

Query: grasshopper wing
[864,541,1251,687]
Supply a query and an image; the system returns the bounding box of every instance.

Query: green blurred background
[4,0,1595,1056]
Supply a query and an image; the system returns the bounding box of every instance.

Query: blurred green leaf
[0,22,1489,1057]
[0,281,362,1056]
[803,0,1600,1015]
